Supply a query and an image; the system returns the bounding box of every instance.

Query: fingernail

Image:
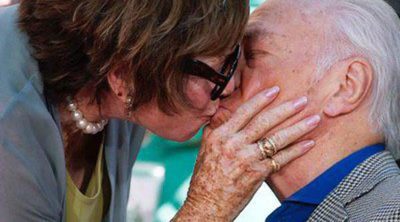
[265,86,280,97]
[293,97,308,110]
[302,140,315,150]
[306,115,321,127]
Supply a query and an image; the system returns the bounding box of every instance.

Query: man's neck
[267,114,382,201]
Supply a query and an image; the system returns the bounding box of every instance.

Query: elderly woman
[0,1,319,221]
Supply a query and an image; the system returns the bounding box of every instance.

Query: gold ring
[266,137,278,157]
[257,140,268,160]
[270,158,281,173]
[258,137,278,158]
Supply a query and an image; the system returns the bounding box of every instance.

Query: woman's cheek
[186,79,213,110]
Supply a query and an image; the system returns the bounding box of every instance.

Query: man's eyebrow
[245,22,275,40]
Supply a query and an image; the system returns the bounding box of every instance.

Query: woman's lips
[210,107,233,129]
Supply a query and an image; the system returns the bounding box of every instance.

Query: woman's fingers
[237,97,308,143]
[265,115,321,151]
[237,140,315,180]
[259,140,315,176]
[219,87,280,134]
[237,115,320,162]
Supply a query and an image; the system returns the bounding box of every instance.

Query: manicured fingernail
[306,115,321,127]
[302,140,315,150]
[293,97,308,110]
[265,86,280,97]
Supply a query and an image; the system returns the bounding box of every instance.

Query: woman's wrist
[172,195,230,222]
[173,202,229,222]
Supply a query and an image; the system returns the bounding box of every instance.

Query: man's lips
[210,106,233,129]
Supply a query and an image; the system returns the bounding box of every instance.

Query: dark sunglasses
[182,45,241,100]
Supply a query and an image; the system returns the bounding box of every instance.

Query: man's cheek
[242,72,275,102]
[224,90,244,112]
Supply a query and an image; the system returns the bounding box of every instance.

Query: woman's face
[134,55,236,142]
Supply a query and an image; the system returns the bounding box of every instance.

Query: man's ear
[323,57,373,117]
[107,67,129,101]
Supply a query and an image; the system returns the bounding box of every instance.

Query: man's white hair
[291,0,400,158]
[273,0,400,157]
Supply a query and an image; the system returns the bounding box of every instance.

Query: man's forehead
[245,19,282,41]
[246,4,323,42]
[246,1,301,40]
[245,20,303,50]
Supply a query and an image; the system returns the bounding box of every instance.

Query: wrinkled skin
[174,88,320,221]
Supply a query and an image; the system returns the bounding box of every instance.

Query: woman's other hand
[173,86,320,221]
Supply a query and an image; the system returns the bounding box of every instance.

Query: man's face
[213,1,331,134]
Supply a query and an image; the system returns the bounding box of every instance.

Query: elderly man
[213,0,400,221]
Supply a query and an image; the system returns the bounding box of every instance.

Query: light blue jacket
[0,5,146,222]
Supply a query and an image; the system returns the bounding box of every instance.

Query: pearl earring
[126,96,133,118]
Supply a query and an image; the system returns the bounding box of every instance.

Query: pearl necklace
[66,96,108,134]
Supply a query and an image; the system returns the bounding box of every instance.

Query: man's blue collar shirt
[266,144,385,222]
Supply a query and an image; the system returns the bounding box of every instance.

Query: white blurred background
[0,0,18,7]
[128,162,279,222]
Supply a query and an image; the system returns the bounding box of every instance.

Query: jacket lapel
[307,194,348,222]
[307,151,400,222]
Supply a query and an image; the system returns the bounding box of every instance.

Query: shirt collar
[285,144,385,205]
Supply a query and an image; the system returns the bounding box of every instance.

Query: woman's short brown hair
[19,0,249,113]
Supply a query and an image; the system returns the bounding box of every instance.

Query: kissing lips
[210,107,233,129]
